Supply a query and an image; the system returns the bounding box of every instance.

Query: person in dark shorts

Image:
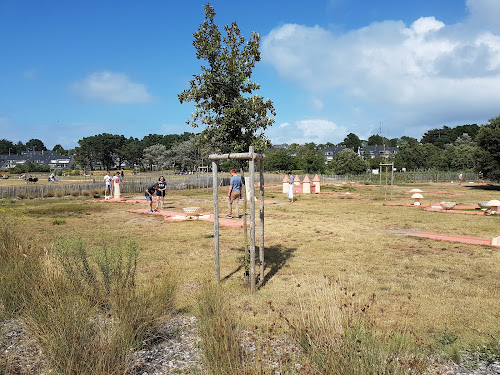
[145,184,159,212]
[226,169,242,219]
[156,176,167,210]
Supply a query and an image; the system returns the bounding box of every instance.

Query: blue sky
[1,0,499,149]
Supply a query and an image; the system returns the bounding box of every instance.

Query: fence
[0,171,482,200]
[0,175,215,200]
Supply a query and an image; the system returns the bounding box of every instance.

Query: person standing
[112,172,122,199]
[104,171,112,198]
[287,172,294,203]
[156,176,167,210]
[226,169,242,219]
[145,184,159,213]
[458,172,464,185]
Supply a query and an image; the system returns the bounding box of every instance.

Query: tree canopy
[328,149,368,175]
[475,115,500,181]
[178,4,275,154]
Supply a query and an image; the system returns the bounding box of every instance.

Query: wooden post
[241,170,248,249]
[259,159,265,285]
[249,146,256,294]
[212,161,220,283]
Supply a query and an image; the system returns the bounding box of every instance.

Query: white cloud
[269,119,347,145]
[71,71,152,103]
[262,0,500,133]
[467,0,500,29]
[310,97,324,111]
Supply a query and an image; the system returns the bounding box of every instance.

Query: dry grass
[1,181,499,355]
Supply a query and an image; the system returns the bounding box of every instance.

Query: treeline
[265,116,500,181]
[2,116,499,180]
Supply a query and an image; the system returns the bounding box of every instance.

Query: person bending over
[145,184,159,212]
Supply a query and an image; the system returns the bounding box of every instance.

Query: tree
[165,137,200,172]
[120,137,144,168]
[141,134,165,149]
[475,115,500,181]
[445,144,478,171]
[296,146,325,173]
[421,124,479,148]
[52,144,66,155]
[178,4,275,154]
[26,138,47,151]
[367,134,385,146]
[0,139,16,155]
[143,144,168,171]
[454,133,476,146]
[342,133,361,152]
[397,136,418,149]
[394,143,441,170]
[264,148,297,172]
[328,149,368,175]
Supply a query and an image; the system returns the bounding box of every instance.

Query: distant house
[320,146,353,162]
[358,145,398,159]
[0,151,74,170]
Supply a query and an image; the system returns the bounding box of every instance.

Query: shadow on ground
[222,245,296,289]
[466,184,500,191]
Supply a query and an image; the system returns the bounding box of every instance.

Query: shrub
[21,236,178,374]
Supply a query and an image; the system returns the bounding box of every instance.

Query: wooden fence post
[212,161,220,283]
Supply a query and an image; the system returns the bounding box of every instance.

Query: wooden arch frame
[209,146,266,293]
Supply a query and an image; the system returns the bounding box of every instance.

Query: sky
[1,0,500,150]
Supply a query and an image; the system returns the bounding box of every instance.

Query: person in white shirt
[104,172,112,197]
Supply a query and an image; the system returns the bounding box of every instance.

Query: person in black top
[145,184,159,212]
[156,176,167,210]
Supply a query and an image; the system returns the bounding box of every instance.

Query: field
[1,177,499,373]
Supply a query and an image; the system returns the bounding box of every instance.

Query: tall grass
[0,213,178,375]
[23,236,177,374]
[197,281,245,374]
[0,212,43,319]
[274,276,428,375]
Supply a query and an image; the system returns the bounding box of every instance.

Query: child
[145,184,159,212]
[156,176,167,210]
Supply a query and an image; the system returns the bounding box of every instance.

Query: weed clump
[22,236,177,374]
[272,276,428,375]
[197,282,245,374]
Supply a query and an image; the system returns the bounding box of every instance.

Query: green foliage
[421,124,479,148]
[166,136,202,172]
[219,160,240,172]
[54,237,138,307]
[178,4,275,154]
[52,144,66,155]
[25,138,47,151]
[23,236,177,374]
[10,162,50,173]
[0,139,18,155]
[367,134,387,146]
[296,147,325,173]
[143,144,169,170]
[475,115,500,181]
[264,148,297,171]
[328,149,368,175]
[342,133,362,152]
